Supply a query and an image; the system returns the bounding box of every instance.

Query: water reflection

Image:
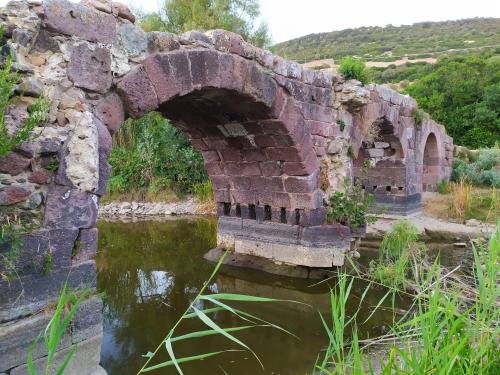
[96,218,409,375]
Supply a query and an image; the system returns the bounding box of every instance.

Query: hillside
[272,18,500,63]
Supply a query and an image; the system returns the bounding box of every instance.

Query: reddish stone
[143,51,192,104]
[242,149,266,162]
[203,137,227,150]
[258,120,288,135]
[224,162,240,176]
[254,134,276,148]
[213,189,230,202]
[231,176,251,190]
[43,0,117,44]
[230,190,256,204]
[262,177,284,192]
[219,148,241,162]
[285,174,319,193]
[211,175,230,190]
[272,134,294,147]
[283,153,319,176]
[96,93,125,135]
[308,120,333,137]
[188,49,220,88]
[290,192,323,209]
[243,63,277,108]
[117,65,159,117]
[260,161,282,177]
[68,44,113,93]
[302,103,334,122]
[29,169,52,185]
[205,162,224,176]
[113,2,136,22]
[191,139,208,151]
[0,186,31,205]
[240,162,261,176]
[208,30,245,55]
[0,152,31,175]
[202,150,220,162]
[265,147,303,162]
[272,192,291,207]
[218,53,248,92]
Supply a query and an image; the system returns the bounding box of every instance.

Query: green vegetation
[28,285,91,375]
[370,61,435,84]
[138,252,296,373]
[452,146,500,187]
[405,54,500,148]
[138,0,271,47]
[325,179,375,229]
[272,18,500,62]
[338,57,369,83]
[369,221,426,288]
[317,224,500,374]
[0,32,49,156]
[193,181,213,203]
[106,112,208,201]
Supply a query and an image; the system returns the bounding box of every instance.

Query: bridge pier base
[217,217,351,267]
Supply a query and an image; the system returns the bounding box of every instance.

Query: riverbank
[98,198,215,218]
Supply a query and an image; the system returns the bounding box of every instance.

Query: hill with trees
[272,18,500,63]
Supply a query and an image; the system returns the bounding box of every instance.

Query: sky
[1,0,499,44]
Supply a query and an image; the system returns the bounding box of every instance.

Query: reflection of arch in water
[422,132,441,191]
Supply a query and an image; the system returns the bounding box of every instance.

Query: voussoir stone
[96,93,125,134]
[67,43,112,93]
[43,0,117,44]
[116,65,159,117]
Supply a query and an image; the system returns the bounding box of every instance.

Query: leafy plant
[337,119,346,132]
[325,178,376,229]
[107,112,208,199]
[0,47,49,156]
[338,57,369,84]
[27,285,91,375]
[437,179,449,194]
[137,252,298,374]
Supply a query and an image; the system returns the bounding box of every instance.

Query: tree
[138,0,272,48]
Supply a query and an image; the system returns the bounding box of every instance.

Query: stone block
[73,228,98,264]
[0,152,31,175]
[95,93,125,135]
[260,161,282,177]
[67,44,112,94]
[43,0,117,44]
[243,63,277,108]
[284,174,319,193]
[117,65,159,118]
[0,310,72,372]
[300,224,351,247]
[188,49,220,88]
[10,333,102,375]
[72,296,103,344]
[43,185,98,230]
[143,51,192,104]
[0,261,96,323]
[0,186,31,206]
[282,153,318,176]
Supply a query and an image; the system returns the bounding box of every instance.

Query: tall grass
[27,285,90,375]
[316,224,500,374]
[450,177,473,221]
[137,252,298,374]
[369,221,426,288]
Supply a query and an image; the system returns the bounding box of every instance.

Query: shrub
[107,112,208,199]
[338,56,369,84]
[437,179,449,194]
[451,146,499,187]
[325,178,375,229]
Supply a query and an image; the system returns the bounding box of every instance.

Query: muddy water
[95,218,466,375]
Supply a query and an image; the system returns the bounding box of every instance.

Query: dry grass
[423,182,498,223]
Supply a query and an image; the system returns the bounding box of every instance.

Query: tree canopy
[138,0,271,48]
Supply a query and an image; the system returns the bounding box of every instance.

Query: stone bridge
[0,1,453,373]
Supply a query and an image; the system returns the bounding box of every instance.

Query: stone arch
[114,49,322,226]
[422,132,441,191]
[353,117,408,201]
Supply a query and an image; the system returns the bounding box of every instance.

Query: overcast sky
[2,0,499,43]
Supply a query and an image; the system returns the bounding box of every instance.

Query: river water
[95,217,466,375]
